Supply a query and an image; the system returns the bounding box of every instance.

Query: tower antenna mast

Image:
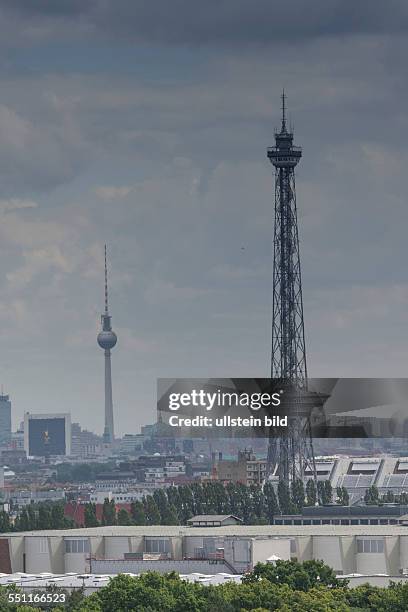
[104,244,109,315]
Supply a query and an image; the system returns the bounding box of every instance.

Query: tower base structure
[267,383,329,483]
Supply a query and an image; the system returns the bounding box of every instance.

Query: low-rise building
[7,489,65,508]
[273,504,408,526]
[187,515,242,527]
[4,522,408,577]
[216,449,267,486]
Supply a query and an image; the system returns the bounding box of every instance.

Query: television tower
[97,245,117,444]
[266,92,320,484]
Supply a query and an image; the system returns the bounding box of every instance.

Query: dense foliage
[3,479,405,533]
[83,480,336,527]
[4,481,408,533]
[0,502,74,533]
[1,560,408,611]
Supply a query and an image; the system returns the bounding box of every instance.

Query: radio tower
[266,92,319,484]
[97,245,117,444]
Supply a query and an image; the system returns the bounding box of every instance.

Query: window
[145,539,170,554]
[65,539,90,554]
[363,540,370,553]
[38,538,48,554]
[357,539,384,553]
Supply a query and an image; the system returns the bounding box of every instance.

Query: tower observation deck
[267,92,322,484]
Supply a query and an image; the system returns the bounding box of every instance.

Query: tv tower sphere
[97,329,117,350]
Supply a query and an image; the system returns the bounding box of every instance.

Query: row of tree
[2,559,408,611]
[364,485,408,506]
[1,503,74,533]
[83,480,349,527]
[5,481,407,533]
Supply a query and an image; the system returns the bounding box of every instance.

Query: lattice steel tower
[266,92,318,484]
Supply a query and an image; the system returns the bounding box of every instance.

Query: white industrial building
[2,524,408,578]
[2,571,408,593]
[0,571,243,595]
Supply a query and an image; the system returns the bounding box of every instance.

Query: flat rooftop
[3,524,408,537]
[0,572,242,589]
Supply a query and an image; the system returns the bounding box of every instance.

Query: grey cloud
[1,1,408,46]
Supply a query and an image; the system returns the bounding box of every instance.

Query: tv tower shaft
[97,245,117,444]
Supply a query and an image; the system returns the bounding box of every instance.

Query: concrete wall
[295,536,312,561]
[339,536,355,575]
[384,536,400,575]
[64,552,89,573]
[356,551,388,575]
[399,536,408,571]
[129,536,144,555]
[104,536,130,558]
[5,537,23,573]
[170,536,183,559]
[252,538,291,565]
[89,536,104,560]
[48,537,64,574]
[25,537,52,573]
[313,537,344,574]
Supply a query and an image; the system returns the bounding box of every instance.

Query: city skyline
[0,2,408,435]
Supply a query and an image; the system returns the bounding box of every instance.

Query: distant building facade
[118,434,144,455]
[0,394,11,447]
[70,423,103,458]
[272,505,408,526]
[298,456,408,504]
[216,449,267,486]
[24,413,71,457]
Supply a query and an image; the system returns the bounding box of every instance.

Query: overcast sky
[1,1,408,435]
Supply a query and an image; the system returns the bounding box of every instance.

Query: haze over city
[0,1,408,435]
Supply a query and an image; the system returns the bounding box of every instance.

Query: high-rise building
[97,246,117,444]
[24,412,71,457]
[71,422,103,458]
[0,394,11,447]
